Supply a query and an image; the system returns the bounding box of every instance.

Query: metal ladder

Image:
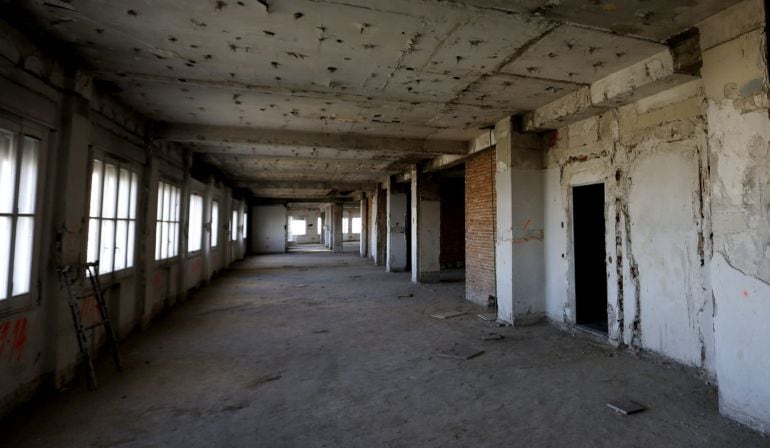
[57,261,123,389]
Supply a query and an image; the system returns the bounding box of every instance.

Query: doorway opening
[572,183,608,334]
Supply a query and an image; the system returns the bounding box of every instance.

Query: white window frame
[155,180,181,261]
[86,155,139,277]
[187,192,203,254]
[211,200,219,249]
[0,116,46,308]
[352,216,362,234]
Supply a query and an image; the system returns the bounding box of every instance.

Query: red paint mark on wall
[193,257,201,273]
[0,317,28,362]
[79,295,101,326]
[154,271,162,288]
[743,289,749,299]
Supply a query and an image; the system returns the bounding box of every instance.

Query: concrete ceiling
[14,0,743,200]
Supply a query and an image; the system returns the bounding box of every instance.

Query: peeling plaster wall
[544,78,712,370]
[541,1,770,433]
[700,0,770,432]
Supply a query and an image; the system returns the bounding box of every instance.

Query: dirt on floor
[1,251,768,447]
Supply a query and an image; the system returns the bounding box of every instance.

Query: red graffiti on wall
[79,295,101,327]
[193,258,201,273]
[0,317,28,362]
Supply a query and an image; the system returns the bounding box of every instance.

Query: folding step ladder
[57,261,123,389]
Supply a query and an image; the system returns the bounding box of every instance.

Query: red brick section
[440,176,465,267]
[465,147,496,305]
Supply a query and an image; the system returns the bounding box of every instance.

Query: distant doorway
[572,183,608,334]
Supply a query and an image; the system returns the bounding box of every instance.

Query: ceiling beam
[233,180,375,190]
[523,30,702,132]
[155,123,469,156]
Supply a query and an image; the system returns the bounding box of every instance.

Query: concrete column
[45,75,94,385]
[374,187,387,266]
[494,117,546,325]
[386,177,408,272]
[331,202,343,253]
[202,177,213,285]
[410,166,441,283]
[360,196,368,257]
[176,149,192,304]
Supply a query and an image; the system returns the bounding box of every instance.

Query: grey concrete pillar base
[415,271,441,283]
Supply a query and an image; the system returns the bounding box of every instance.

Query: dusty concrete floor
[1,252,768,447]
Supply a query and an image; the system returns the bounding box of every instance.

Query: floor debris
[607,400,646,415]
[481,333,504,341]
[477,313,497,321]
[438,345,484,360]
[312,329,329,334]
[296,284,307,288]
[431,311,467,319]
[397,293,414,299]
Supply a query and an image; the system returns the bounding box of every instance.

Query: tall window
[230,210,238,241]
[0,130,39,300]
[87,159,138,274]
[211,200,219,248]
[188,193,203,253]
[317,217,322,235]
[352,217,362,234]
[242,211,247,239]
[289,217,306,236]
[155,181,181,260]
[342,216,349,234]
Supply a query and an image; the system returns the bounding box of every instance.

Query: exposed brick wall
[440,176,465,267]
[465,147,496,305]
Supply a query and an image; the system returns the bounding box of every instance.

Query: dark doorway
[572,183,608,333]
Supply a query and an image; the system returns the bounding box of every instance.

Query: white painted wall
[629,149,710,368]
[543,168,568,321]
[251,205,287,254]
[712,253,770,434]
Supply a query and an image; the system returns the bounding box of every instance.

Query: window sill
[155,257,180,268]
[96,268,136,289]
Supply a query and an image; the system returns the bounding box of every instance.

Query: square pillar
[360,196,368,257]
[495,117,546,324]
[411,166,441,283]
[331,202,343,253]
[386,177,408,272]
[371,186,387,266]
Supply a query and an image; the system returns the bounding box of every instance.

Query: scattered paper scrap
[607,400,646,415]
[431,311,467,319]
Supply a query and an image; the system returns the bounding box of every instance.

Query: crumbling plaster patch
[544,79,714,371]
